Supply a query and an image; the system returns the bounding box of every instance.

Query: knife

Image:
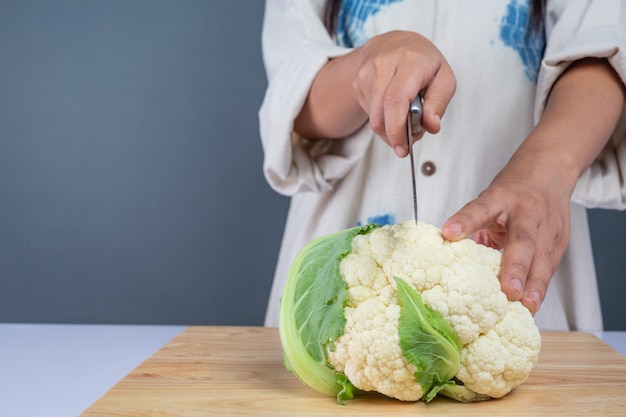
[407,95,423,225]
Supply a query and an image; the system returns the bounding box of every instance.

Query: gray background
[0,1,624,329]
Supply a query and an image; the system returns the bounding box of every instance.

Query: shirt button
[421,161,436,176]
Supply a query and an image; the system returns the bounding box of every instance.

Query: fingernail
[508,278,523,299]
[525,290,541,312]
[394,145,407,158]
[446,222,463,237]
[433,114,441,125]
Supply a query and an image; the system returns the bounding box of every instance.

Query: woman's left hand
[442,58,625,315]
[441,149,572,314]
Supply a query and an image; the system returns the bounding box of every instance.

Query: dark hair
[529,0,545,34]
[323,0,340,35]
[323,0,544,36]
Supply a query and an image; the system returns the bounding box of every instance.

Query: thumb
[442,197,502,242]
[421,66,456,134]
[442,219,467,242]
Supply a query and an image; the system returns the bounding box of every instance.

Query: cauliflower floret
[456,301,542,398]
[327,221,541,401]
[419,261,508,345]
[328,287,424,401]
[341,249,391,306]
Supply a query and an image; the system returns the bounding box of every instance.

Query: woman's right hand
[295,30,456,157]
[353,30,456,157]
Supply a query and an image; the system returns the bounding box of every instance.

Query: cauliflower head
[279,221,541,404]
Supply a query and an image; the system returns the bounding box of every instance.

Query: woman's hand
[353,31,456,156]
[442,58,626,314]
[442,150,573,314]
[294,31,456,156]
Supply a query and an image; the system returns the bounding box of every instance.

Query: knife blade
[407,95,423,225]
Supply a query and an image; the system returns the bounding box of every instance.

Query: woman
[259,0,626,330]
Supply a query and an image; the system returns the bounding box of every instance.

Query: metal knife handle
[409,96,423,135]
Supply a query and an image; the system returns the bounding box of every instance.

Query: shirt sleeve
[536,0,626,209]
[258,0,374,196]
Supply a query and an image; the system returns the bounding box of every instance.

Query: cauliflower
[279,221,541,404]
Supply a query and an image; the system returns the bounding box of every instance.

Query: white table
[0,323,624,417]
[0,323,185,417]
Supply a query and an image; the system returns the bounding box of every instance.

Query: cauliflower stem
[438,382,491,402]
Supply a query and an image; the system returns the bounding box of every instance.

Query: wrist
[509,141,582,197]
[294,50,367,139]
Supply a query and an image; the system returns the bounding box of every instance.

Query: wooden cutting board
[81,326,626,416]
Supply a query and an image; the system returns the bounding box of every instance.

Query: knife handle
[409,95,423,135]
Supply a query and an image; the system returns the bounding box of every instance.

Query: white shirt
[259,0,626,330]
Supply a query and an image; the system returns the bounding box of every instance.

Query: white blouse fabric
[259,0,626,330]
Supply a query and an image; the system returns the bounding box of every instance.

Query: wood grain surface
[80,326,626,416]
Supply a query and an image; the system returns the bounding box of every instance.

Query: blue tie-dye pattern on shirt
[357,213,396,226]
[499,0,546,82]
[336,0,403,47]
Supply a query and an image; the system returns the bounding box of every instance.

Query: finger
[520,242,554,314]
[442,194,506,241]
[381,66,424,157]
[353,57,396,147]
[499,216,540,302]
[381,60,455,155]
[421,64,456,134]
[471,229,504,250]
[520,225,567,313]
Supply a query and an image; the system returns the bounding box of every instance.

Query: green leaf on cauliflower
[394,276,462,402]
[279,223,379,403]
